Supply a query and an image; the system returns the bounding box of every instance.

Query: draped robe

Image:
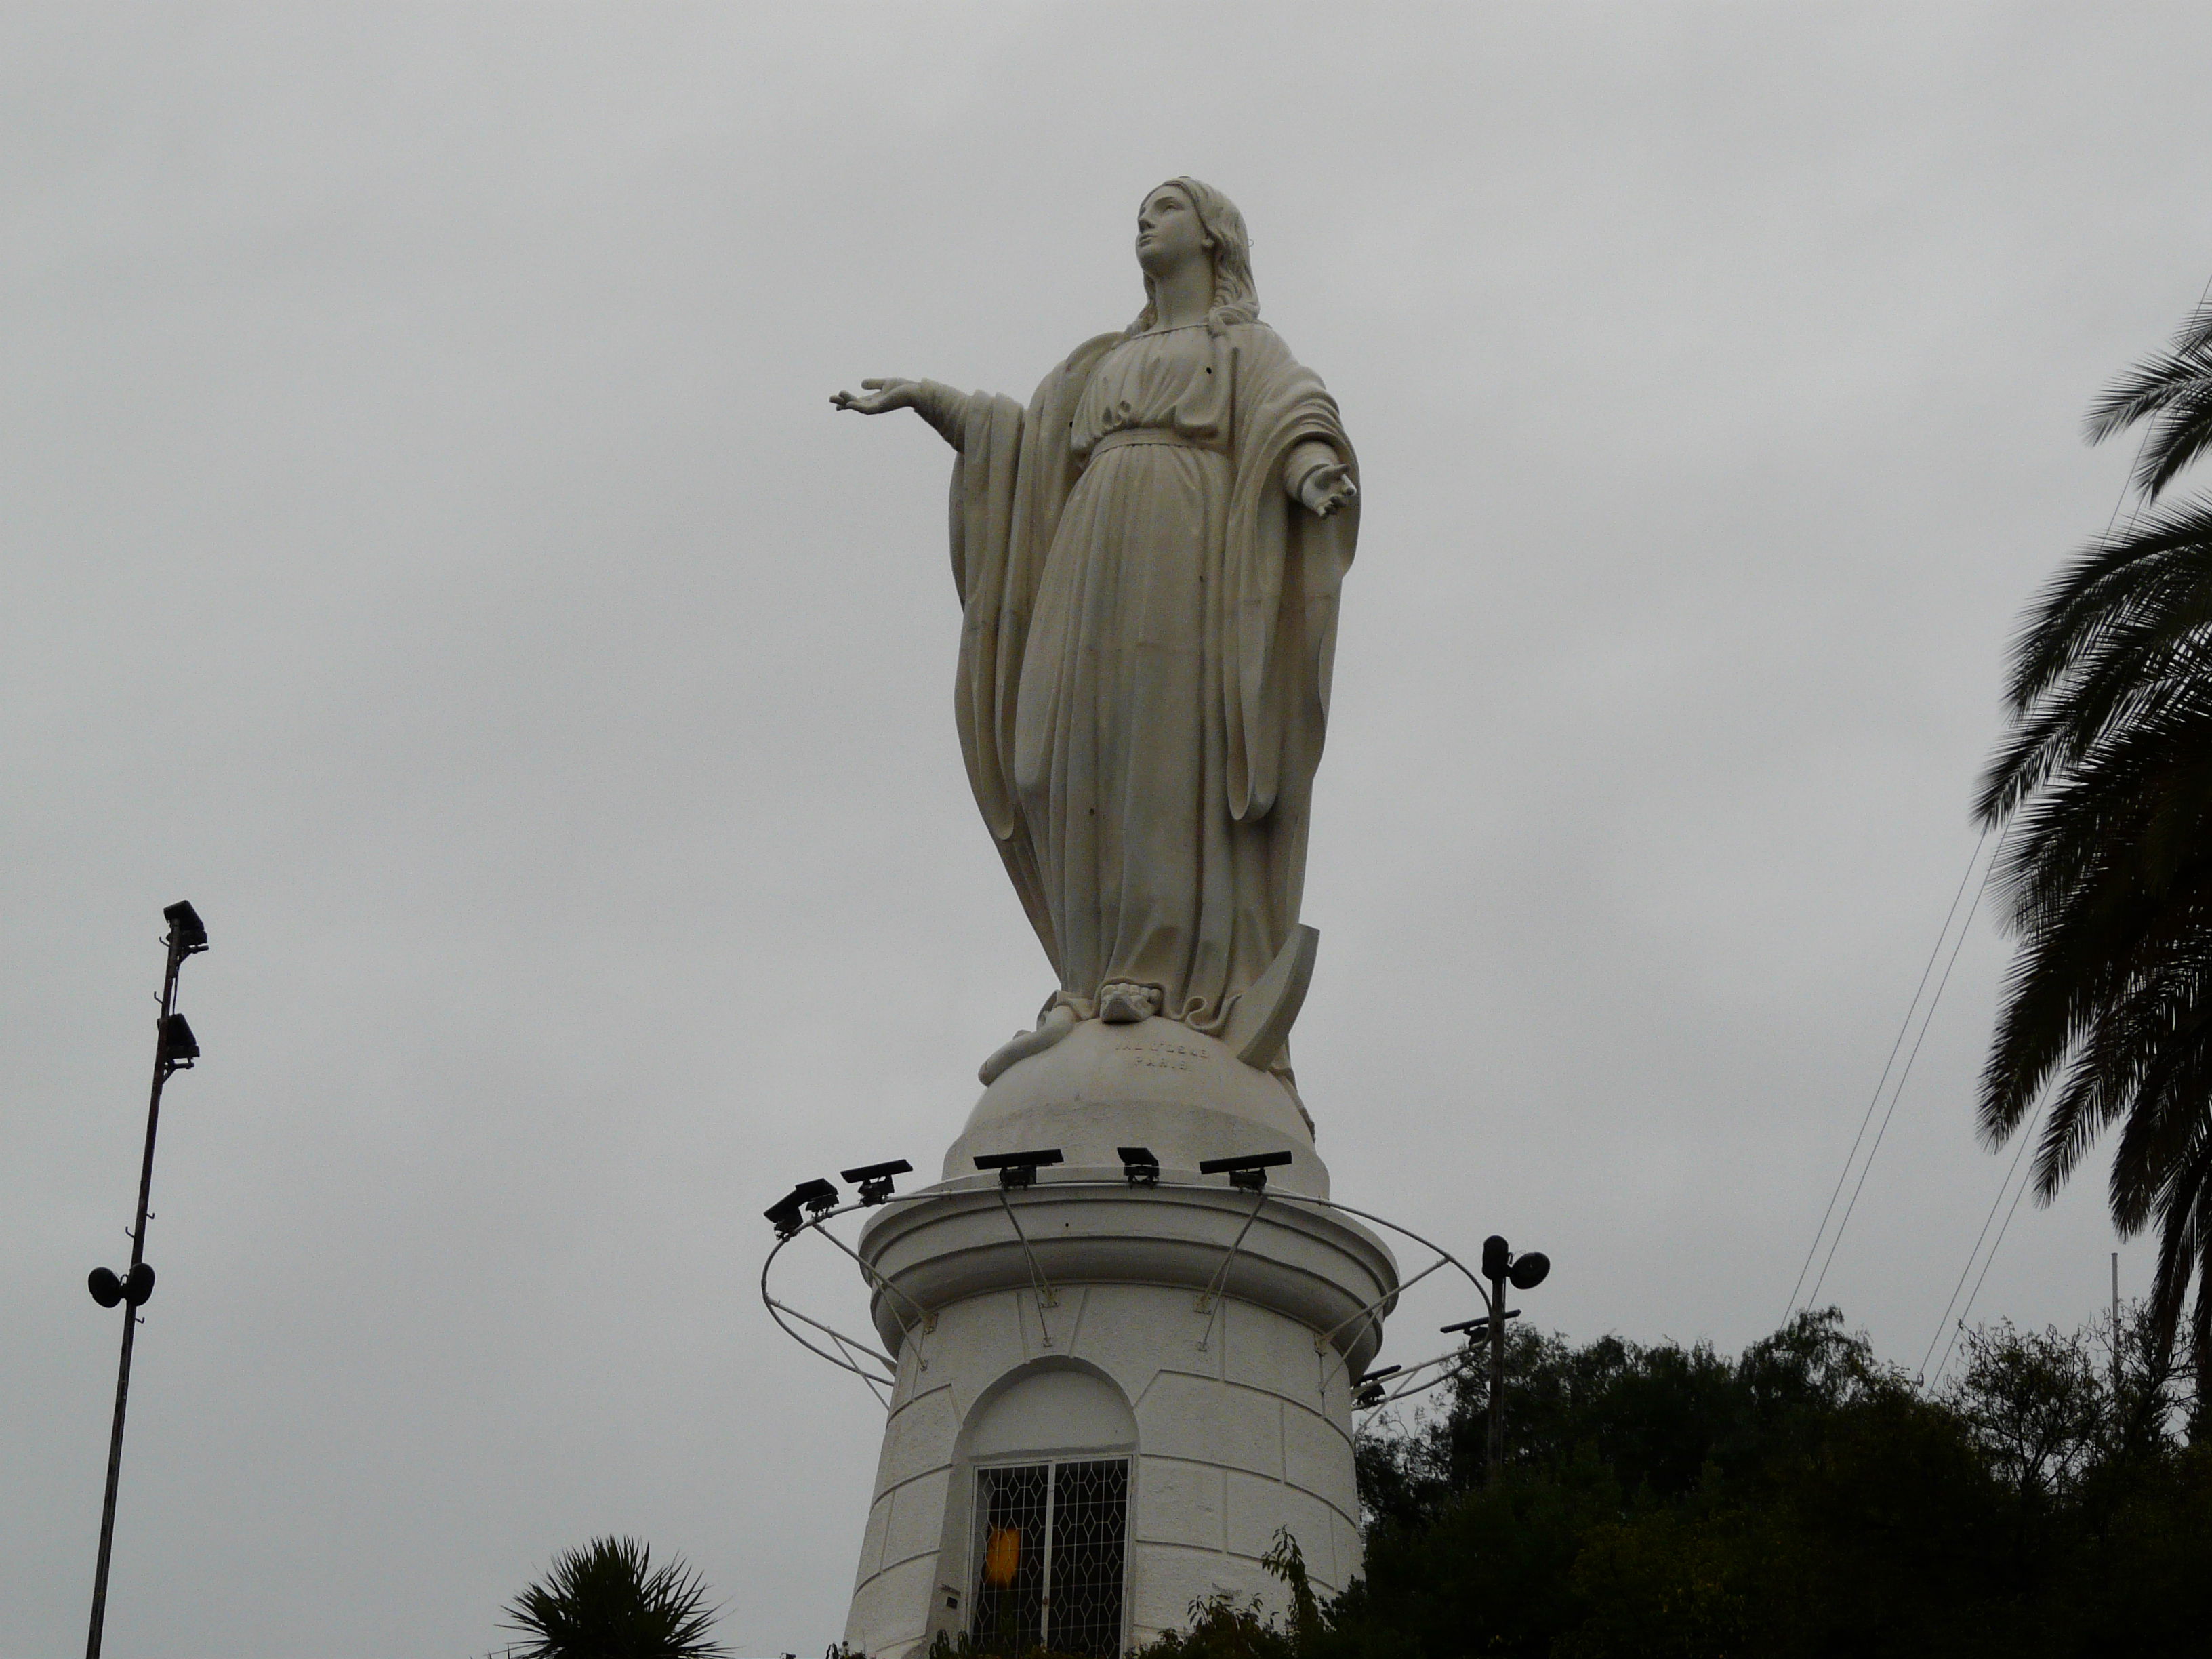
[935,321,1358,1059]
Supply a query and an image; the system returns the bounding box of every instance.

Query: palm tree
[1978,295,2212,1410]
[502,1536,729,1659]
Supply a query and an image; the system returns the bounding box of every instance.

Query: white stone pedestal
[838,1020,1397,1658]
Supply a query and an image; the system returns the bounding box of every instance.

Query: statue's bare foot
[978,1004,1079,1086]
[1098,982,1162,1024]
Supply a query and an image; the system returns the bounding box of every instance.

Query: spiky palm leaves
[503,1536,728,1659]
[2086,304,2212,503]
[1981,300,2212,1389]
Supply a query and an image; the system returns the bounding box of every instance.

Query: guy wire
[1782,825,1991,1324]
[1919,1097,2044,1381]
[1803,834,1999,1313]
[1931,1119,2044,1386]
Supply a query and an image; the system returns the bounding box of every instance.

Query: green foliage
[1126,1309,2209,1659]
[501,1536,728,1659]
[1124,1593,1299,1659]
[1123,1529,1315,1659]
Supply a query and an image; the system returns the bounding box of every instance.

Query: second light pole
[1479,1234,1549,1477]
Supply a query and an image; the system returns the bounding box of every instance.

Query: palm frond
[1978,724,2212,1144]
[1984,499,2212,734]
[1982,282,2212,1387]
[2085,302,2212,499]
[503,1536,729,1659]
[2112,1063,2212,1231]
[1982,818,2212,1141]
[1990,701,2212,937]
[2144,1130,2212,1368]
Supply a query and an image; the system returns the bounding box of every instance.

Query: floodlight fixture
[162,901,208,956]
[1509,1251,1551,1291]
[1117,1147,1160,1188]
[765,1177,839,1239]
[973,1148,1063,1189]
[1353,1365,1400,1408]
[1198,1150,1292,1191]
[157,1014,199,1071]
[1441,1309,1518,1343]
[841,1159,914,1206]
[85,1260,155,1313]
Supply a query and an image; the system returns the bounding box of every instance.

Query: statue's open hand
[1298,461,1357,518]
[830,377,918,416]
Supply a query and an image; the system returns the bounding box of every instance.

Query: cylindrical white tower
[840,1019,1397,1658]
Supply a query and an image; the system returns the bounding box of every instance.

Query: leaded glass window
[1045,1459,1129,1654]
[972,1462,1050,1655]
[970,1458,1128,1658]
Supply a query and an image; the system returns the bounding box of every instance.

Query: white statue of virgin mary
[836,178,1359,1085]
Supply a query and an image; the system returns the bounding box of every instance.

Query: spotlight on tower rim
[840,1160,914,1206]
[1197,1150,1293,1192]
[1117,1147,1160,1187]
[972,1149,1064,1189]
[764,1177,840,1240]
[1352,1364,1401,1408]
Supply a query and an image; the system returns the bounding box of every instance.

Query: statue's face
[1136,184,1212,281]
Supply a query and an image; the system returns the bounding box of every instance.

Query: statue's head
[1130,177,1257,335]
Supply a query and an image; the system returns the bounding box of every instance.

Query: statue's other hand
[830,377,919,417]
[1298,461,1357,518]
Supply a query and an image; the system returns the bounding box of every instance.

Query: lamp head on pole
[157,1015,199,1071]
[163,901,208,956]
[1509,1251,1551,1290]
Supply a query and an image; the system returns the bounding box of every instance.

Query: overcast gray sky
[8,5,2212,1654]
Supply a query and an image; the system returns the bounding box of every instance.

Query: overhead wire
[1931,1117,2045,1385]
[1801,834,2000,1313]
[1780,827,1991,1323]
[1917,1097,2043,1380]
[1784,826,1998,1323]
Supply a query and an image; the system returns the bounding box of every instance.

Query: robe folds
[941,322,1358,1050]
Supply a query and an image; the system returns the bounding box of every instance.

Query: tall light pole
[83,901,207,1659]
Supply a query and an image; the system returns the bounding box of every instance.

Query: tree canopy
[1117,1311,2207,1659]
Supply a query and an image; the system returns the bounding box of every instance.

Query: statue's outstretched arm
[1284,437,1357,518]
[830,377,972,451]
